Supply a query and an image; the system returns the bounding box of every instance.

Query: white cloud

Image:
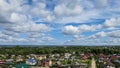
[0,0,120,45]
[31,6,50,17]
[27,33,45,38]
[0,0,52,44]
[51,0,120,24]
[1,0,120,24]
[54,4,83,16]
[94,0,108,8]
[89,31,106,38]
[2,30,19,37]
[43,15,55,22]
[104,18,120,27]
[108,30,120,38]
[66,30,120,45]
[73,35,85,40]
[41,36,54,41]
[9,23,51,33]
[78,24,101,31]
[62,25,79,35]
[10,12,28,23]
[0,32,28,43]
[0,12,52,33]
[62,24,102,35]
[29,23,51,32]
[89,30,120,39]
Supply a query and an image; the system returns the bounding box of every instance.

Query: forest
[0,46,119,55]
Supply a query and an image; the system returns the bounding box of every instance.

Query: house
[29,54,37,58]
[11,54,16,59]
[26,55,31,58]
[52,60,62,68]
[80,53,84,56]
[64,53,71,59]
[0,60,5,64]
[82,55,88,59]
[109,54,117,59]
[106,66,115,68]
[5,59,14,65]
[0,54,6,59]
[99,54,105,58]
[16,55,24,62]
[16,58,24,63]
[54,54,60,57]
[104,59,115,68]
[40,59,52,67]
[98,58,104,62]
[56,60,61,65]
[26,58,37,65]
[116,54,120,58]
[15,63,28,68]
[36,55,46,60]
[82,53,92,59]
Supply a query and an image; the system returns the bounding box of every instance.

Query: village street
[91,58,96,68]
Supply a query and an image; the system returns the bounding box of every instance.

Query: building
[36,55,46,60]
[40,59,52,67]
[26,58,37,66]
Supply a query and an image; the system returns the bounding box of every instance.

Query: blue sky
[0,0,120,45]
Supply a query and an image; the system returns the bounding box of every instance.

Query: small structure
[82,53,93,59]
[5,59,14,65]
[26,58,37,66]
[11,54,16,59]
[99,54,105,58]
[40,59,52,67]
[16,55,24,62]
[36,55,46,60]
[16,58,24,63]
[64,53,71,59]
[15,63,28,68]
[0,60,5,64]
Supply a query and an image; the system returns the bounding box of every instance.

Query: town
[0,46,120,68]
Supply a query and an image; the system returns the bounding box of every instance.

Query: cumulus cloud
[89,31,106,38]
[103,38,120,44]
[52,0,120,23]
[0,0,120,45]
[94,0,108,8]
[65,29,120,45]
[0,32,28,43]
[104,18,120,27]
[54,4,83,16]
[27,33,45,38]
[62,24,102,35]
[0,0,53,44]
[2,30,19,37]
[0,15,12,23]
[41,36,54,41]
[89,30,120,39]
[10,13,28,23]
[108,30,120,38]
[62,25,80,35]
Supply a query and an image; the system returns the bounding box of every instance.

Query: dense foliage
[0,46,120,55]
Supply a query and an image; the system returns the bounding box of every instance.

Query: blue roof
[27,58,36,63]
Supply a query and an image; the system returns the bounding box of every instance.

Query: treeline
[0,46,120,55]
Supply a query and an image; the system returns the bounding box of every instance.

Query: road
[91,58,96,68]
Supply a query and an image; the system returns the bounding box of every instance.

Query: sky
[0,0,120,45]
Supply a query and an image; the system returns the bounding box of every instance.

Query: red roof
[0,61,5,64]
[99,54,105,58]
[110,55,117,59]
